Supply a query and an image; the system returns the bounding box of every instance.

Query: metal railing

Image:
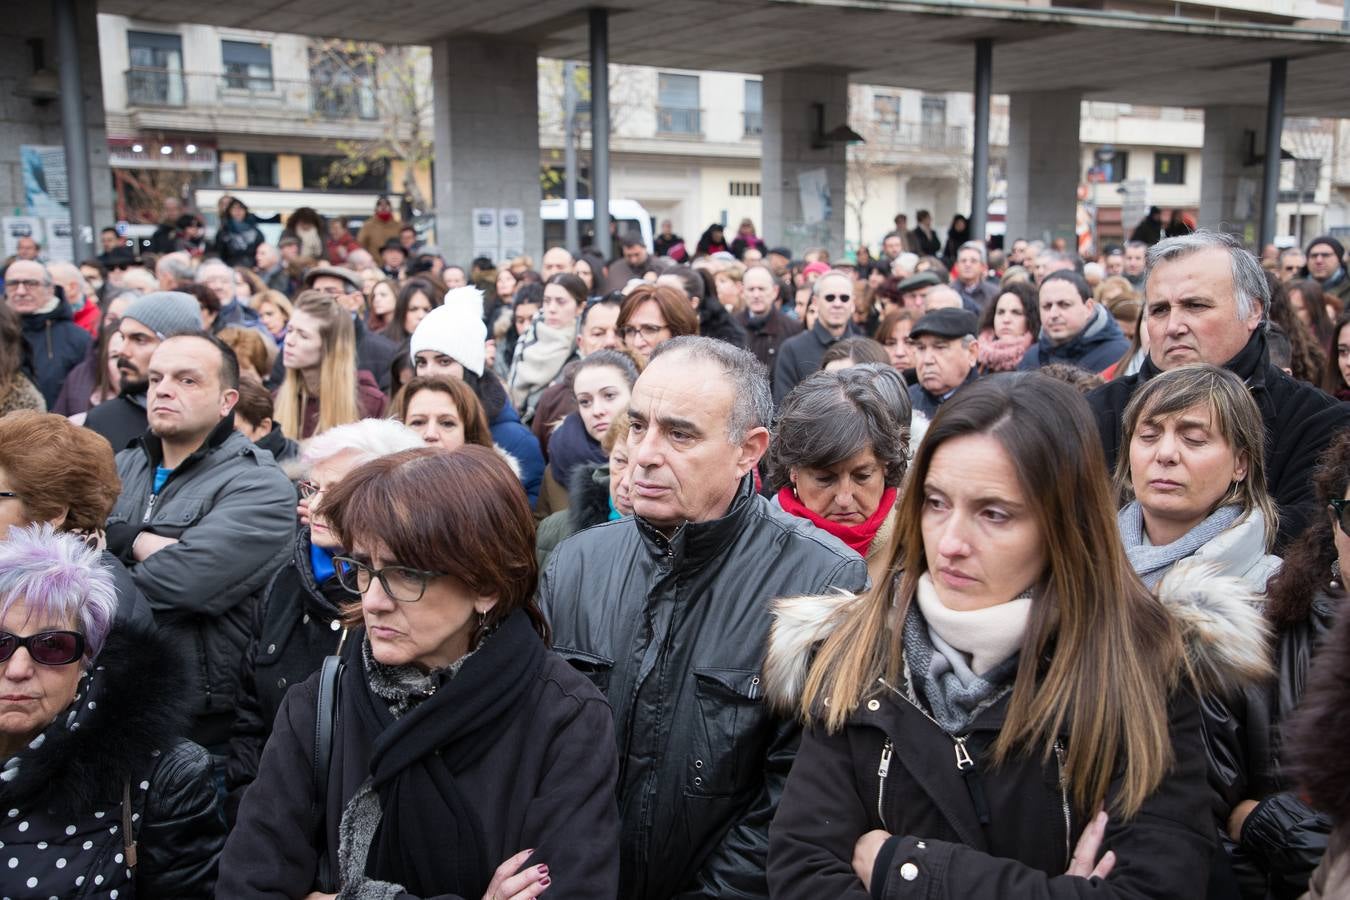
[656,106,702,135]
[743,111,763,136]
[870,121,969,151]
[124,67,379,121]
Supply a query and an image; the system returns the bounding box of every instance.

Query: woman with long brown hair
[765,372,1268,898]
[274,291,386,439]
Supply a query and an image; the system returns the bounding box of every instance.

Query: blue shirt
[152,466,173,494]
[309,539,337,585]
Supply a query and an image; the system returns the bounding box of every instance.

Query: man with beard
[85,292,202,451]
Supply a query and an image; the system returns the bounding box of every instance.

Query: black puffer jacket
[21,297,91,408]
[1206,588,1341,899]
[1087,330,1350,551]
[539,474,869,899]
[698,295,748,350]
[535,462,612,568]
[0,622,225,898]
[763,562,1270,899]
[224,528,349,822]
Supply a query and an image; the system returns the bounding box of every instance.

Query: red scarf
[777,486,897,555]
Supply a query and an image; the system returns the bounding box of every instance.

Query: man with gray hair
[3,257,90,406]
[1088,230,1350,549]
[540,335,868,899]
[772,269,860,405]
[155,251,195,292]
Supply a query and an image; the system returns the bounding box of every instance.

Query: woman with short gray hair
[769,370,909,585]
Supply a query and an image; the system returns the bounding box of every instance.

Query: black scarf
[347,610,545,897]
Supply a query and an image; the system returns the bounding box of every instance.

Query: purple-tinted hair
[0,525,117,663]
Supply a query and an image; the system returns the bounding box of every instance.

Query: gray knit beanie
[122,291,203,338]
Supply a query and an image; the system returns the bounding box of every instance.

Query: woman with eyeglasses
[615,284,699,366]
[224,419,422,824]
[0,525,225,898]
[221,445,620,899]
[1199,430,1350,897]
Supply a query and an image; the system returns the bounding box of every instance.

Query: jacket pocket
[688,667,765,798]
[554,647,614,696]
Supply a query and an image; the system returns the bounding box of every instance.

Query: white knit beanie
[408,286,487,376]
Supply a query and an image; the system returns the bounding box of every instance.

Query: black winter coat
[1018,304,1131,374]
[218,627,621,899]
[736,308,804,388]
[224,528,349,823]
[768,682,1214,900]
[538,474,870,899]
[21,298,91,408]
[84,391,148,451]
[1087,330,1350,551]
[1207,589,1341,899]
[0,622,225,898]
[698,296,748,350]
[773,320,860,406]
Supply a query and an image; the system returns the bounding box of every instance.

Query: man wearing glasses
[771,270,859,406]
[3,258,91,408]
[1278,247,1306,284]
[1305,236,1350,306]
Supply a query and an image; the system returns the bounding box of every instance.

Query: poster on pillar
[20,146,73,262]
[473,208,499,261]
[798,169,831,225]
[499,209,525,260]
[2,217,43,260]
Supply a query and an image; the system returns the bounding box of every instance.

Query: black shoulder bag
[311,654,345,893]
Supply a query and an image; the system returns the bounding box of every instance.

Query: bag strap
[311,654,344,893]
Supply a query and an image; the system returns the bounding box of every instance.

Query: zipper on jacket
[879,677,990,825]
[141,492,158,524]
[1054,739,1071,867]
[876,739,893,829]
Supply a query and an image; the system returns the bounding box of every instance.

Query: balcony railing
[656,106,702,136]
[743,110,763,136]
[123,67,379,121]
[870,121,970,152]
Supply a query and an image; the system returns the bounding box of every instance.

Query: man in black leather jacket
[540,336,869,899]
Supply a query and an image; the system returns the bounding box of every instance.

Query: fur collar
[0,624,192,816]
[764,558,1271,713]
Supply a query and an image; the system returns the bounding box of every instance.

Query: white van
[540,198,653,255]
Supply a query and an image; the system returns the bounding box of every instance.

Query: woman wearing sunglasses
[0,525,225,897]
[221,445,619,900]
[223,418,423,823]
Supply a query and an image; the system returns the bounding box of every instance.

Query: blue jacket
[21,298,91,408]
[1019,303,1129,374]
[490,401,545,507]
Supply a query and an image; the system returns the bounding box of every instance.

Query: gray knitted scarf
[902,603,1018,735]
[1117,501,1243,589]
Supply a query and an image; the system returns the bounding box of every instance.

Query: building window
[1154,152,1186,185]
[309,48,378,120]
[873,95,900,130]
[656,73,701,135]
[245,152,278,188]
[1090,149,1130,183]
[729,181,760,197]
[743,80,762,136]
[127,31,184,106]
[222,40,273,92]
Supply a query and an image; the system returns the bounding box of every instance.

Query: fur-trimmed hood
[764,558,1272,713]
[0,622,193,816]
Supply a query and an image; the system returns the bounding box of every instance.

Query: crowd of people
[1,190,1350,899]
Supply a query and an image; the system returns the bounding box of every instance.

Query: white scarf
[913,573,1033,676]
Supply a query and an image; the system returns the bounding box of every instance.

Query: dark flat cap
[897,270,943,293]
[911,307,979,340]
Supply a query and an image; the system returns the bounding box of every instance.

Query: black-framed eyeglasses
[0,492,18,500]
[820,293,853,304]
[0,630,85,666]
[298,480,321,500]
[622,324,668,340]
[333,557,445,603]
[1329,499,1350,537]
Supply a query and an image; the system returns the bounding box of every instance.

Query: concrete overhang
[98,0,1350,116]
